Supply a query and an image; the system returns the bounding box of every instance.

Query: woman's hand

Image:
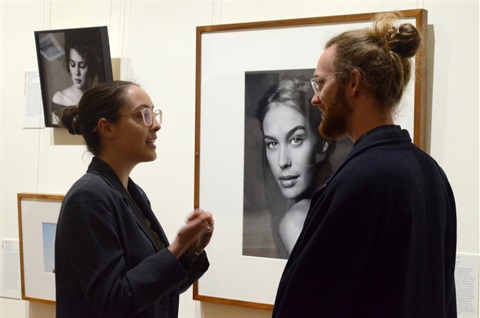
[168,209,214,259]
[185,209,214,259]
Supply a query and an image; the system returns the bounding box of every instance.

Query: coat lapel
[87,157,167,251]
[127,183,170,248]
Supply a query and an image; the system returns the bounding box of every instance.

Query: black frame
[34,26,113,127]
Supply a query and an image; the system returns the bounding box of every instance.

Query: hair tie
[72,114,79,135]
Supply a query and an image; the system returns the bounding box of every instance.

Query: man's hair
[326,12,421,111]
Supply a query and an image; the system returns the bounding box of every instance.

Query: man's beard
[318,87,352,140]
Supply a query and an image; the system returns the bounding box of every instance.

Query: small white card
[1,239,21,300]
[455,253,479,317]
[23,69,45,129]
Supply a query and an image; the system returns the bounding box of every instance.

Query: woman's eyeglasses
[120,108,162,127]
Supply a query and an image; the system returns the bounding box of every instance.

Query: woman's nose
[150,117,161,131]
[278,146,291,168]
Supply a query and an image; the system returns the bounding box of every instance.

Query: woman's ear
[97,118,115,139]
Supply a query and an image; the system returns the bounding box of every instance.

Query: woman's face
[262,103,318,200]
[68,48,90,90]
[109,85,161,167]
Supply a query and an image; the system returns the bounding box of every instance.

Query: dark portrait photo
[243,69,353,259]
[35,26,113,127]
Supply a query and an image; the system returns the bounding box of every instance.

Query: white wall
[0,0,478,317]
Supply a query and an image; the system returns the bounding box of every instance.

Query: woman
[51,30,102,123]
[55,81,214,318]
[257,76,335,257]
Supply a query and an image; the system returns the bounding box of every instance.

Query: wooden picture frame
[34,26,113,127]
[17,193,64,303]
[193,9,427,310]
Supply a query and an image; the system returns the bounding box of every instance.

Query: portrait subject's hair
[257,75,322,137]
[326,12,421,111]
[64,30,103,80]
[61,80,137,155]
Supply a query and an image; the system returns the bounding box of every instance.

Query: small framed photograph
[34,26,113,127]
[17,193,64,303]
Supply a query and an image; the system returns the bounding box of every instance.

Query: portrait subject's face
[68,48,90,90]
[262,103,318,200]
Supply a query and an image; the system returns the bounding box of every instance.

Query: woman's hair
[257,75,322,140]
[60,81,137,155]
[64,29,103,80]
[326,12,421,111]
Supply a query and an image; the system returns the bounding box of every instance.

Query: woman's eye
[79,62,87,69]
[290,137,304,147]
[266,141,278,150]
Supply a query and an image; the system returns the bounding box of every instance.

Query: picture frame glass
[195,10,426,308]
[34,26,113,127]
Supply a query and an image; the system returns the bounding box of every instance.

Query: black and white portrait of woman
[35,26,112,127]
[243,69,352,259]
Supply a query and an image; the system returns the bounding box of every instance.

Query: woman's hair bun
[60,105,82,135]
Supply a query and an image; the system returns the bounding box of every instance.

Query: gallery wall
[0,1,478,317]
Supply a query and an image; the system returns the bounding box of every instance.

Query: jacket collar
[323,125,411,187]
[87,157,126,195]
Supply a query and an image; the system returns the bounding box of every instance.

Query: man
[272,13,457,317]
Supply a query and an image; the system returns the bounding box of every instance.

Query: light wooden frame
[17,193,64,303]
[193,9,428,310]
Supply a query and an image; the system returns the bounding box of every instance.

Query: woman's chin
[143,152,157,162]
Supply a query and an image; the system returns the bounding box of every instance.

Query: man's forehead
[314,47,335,75]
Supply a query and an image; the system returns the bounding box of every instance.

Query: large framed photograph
[193,9,427,309]
[34,26,113,127]
[17,193,64,303]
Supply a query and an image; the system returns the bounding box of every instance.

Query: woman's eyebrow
[286,126,307,139]
[133,104,152,111]
[263,126,307,142]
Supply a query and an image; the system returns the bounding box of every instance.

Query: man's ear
[349,69,363,97]
[97,118,115,139]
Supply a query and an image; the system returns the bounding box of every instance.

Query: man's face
[311,45,352,140]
